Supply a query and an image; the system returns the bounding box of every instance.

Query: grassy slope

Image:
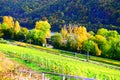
[0,43,120,80]
[10,57,63,80]
[14,41,120,67]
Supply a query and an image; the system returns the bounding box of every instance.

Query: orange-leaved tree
[75,26,88,51]
[13,21,21,34]
[3,16,14,28]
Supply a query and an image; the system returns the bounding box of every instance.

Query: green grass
[0,43,120,80]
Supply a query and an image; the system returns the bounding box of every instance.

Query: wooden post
[74,52,76,57]
[42,73,45,80]
[45,58,47,68]
[76,69,78,80]
[29,72,32,78]
[20,72,23,77]
[86,51,89,62]
[58,63,59,73]
[62,66,64,74]
[62,75,65,80]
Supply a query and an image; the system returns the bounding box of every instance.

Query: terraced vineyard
[14,41,120,67]
[0,43,120,80]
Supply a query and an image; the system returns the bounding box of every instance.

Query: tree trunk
[86,51,89,62]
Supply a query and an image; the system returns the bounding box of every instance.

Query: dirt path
[0,52,49,80]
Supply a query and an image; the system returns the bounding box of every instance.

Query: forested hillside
[0,0,120,32]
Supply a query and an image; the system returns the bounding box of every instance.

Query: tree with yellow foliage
[75,26,88,51]
[94,43,101,56]
[35,17,51,38]
[76,36,83,51]
[3,16,14,28]
[73,26,78,35]
[13,21,21,34]
[77,26,87,35]
[21,27,28,35]
[3,16,9,26]
[34,17,51,45]
[9,16,14,28]
[60,27,68,40]
[68,27,73,34]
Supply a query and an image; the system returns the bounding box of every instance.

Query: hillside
[0,0,120,32]
[0,43,120,79]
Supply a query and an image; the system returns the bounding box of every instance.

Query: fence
[19,70,96,80]
[4,50,97,80]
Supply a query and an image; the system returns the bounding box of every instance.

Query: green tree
[94,35,107,50]
[51,33,63,48]
[108,37,120,59]
[82,40,95,61]
[26,29,46,45]
[101,42,111,58]
[0,23,13,39]
[66,35,78,51]
[115,41,120,60]
[1,23,8,30]
[21,27,28,40]
[14,31,25,41]
[107,30,119,38]
[2,28,13,39]
[89,31,95,36]
[97,28,108,37]
[26,29,36,44]
[0,24,3,37]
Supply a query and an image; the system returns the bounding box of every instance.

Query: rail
[19,70,96,80]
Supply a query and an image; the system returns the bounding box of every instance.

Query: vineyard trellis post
[62,75,66,80]
[74,52,77,58]
[29,72,32,78]
[86,51,89,62]
[42,73,45,80]
[76,68,78,80]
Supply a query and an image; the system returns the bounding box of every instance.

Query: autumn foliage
[0,16,51,45]
[51,26,120,60]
